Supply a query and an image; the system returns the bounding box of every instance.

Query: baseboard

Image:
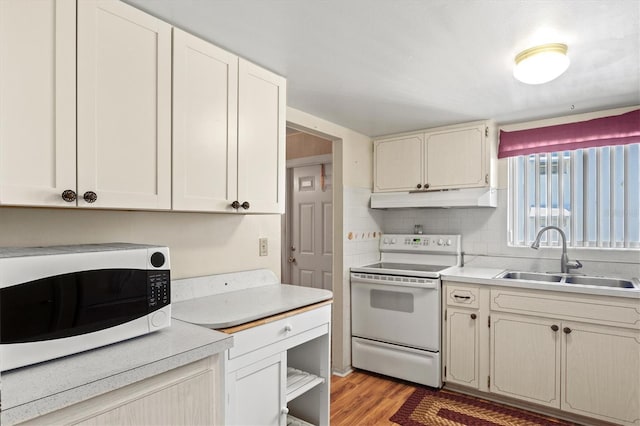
[331,367,353,377]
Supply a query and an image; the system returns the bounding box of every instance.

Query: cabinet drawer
[229,305,330,359]
[446,285,480,308]
[490,288,640,330]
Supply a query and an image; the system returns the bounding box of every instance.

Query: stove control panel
[380,234,461,253]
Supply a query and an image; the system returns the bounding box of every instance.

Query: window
[508,143,640,249]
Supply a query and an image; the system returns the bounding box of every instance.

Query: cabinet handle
[470,313,477,320]
[424,183,430,189]
[231,200,240,209]
[551,325,559,332]
[284,324,292,332]
[61,190,77,202]
[281,407,289,415]
[241,201,250,210]
[563,327,572,334]
[453,295,471,300]
[83,191,97,203]
[416,183,422,189]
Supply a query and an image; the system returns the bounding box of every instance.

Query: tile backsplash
[380,189,640,279]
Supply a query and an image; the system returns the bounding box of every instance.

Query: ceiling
[125,0,640,137]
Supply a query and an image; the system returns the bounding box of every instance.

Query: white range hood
[370,187,497,209]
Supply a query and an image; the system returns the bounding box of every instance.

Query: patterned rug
[390,388,578,426]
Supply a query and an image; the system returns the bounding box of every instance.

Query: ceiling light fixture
[513,43,570,85]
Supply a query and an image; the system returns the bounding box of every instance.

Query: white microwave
[0,243,171,371]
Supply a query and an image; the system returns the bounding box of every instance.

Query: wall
[0,207,281,280]
[286,131,332,160]
[287,107,377,375]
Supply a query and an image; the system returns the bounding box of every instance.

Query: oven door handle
[350,275,439,289]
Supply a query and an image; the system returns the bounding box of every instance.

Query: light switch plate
[259,238,268,256]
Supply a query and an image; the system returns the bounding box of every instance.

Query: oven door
[350,272,440,351]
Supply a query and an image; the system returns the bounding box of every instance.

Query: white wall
[0,207,281,280]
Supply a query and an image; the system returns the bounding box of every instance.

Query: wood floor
[330,370,418,425]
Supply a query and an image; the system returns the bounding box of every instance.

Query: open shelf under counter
[286,367,325,402]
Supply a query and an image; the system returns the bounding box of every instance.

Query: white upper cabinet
[373,121,495,193]
[373,134,423,192]
[172,28,239,212]
[424,124,488,190]
[77,0,171,209]
[0,0,76,207]
[237,59,287,214]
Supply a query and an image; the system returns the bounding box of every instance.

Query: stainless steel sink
[497,271,563,282]
[495,270,639,290]
[564,275,637,289]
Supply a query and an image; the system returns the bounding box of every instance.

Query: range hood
[370,187,497,209]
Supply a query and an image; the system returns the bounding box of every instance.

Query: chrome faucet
[531,226,583,274]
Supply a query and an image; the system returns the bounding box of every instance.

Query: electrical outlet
[259,238,268,256]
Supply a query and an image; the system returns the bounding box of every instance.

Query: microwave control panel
[148,270,171,311]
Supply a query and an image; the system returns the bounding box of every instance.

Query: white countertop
[172,283,333,328]
[442,266,640,299]
[0,319,232,426]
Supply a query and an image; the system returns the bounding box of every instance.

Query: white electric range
[350,234,462,388]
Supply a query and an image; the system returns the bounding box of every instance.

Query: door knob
[61,190,77,202]
[241,201,250,210]
[288,256,296,263]
[83,191,97,203]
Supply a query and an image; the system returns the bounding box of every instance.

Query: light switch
[259,238,268,256]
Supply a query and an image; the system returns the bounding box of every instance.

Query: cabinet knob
[284,324,293,332]
[61,190,77,202]
[551,325,559,332]
[281,407,289,415]
[83,191,97,203]
[425,183,430,189]
[563,327,572,334]
[241,201,250,210]
[416,183,422,189]
[231,201,240,209]
[470,313,477,320]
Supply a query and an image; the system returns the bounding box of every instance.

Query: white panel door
[172,28,238,212]
[424,125,487,190]
[445,308,480,389]
[290,164,333,290]
[561,322,640,425]
[0,0,76,207]
[490,313,561,408]
[373,135,423,192]
[227,352,286,426]
[77,0,171,210]
[237,58,286,214]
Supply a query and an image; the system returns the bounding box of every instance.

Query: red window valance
[498,109,640,158]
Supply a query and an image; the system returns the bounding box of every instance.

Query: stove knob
[437,238,444,246]
[391,238,397,244]
[446,239,452,246]
[383,238,389,244]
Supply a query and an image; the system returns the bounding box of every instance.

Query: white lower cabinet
[444,281,640,426]
[20,357,218,425]
[223,304,331,426]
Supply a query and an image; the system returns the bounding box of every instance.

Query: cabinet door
[424,125,487,190]
[0,0,76,207]
[445,308,480,389]
[77,0,171,210]
[237,58,286,214]
[373,135,423,192]
[172,28,238,212]
[73,371,215,426]
[561,322,640,426]
[227,352,287,426]
[490,313,561,408]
